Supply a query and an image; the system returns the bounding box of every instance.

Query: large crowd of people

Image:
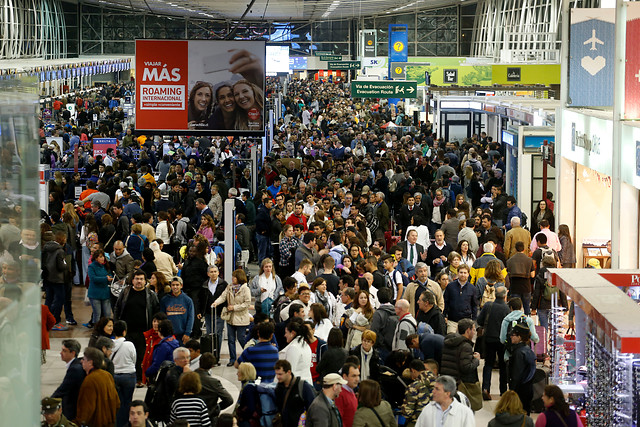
[34,78,588,427]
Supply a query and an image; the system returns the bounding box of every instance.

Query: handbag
[458,381,483,412]
[220,307,231,322]
[564,328,576,351]
[83,288,91,306]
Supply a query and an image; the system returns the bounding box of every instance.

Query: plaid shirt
[279,236,300,266]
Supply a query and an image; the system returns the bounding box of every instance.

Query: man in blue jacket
[160,277,195,345]
[442,264,477,334]
[52,339,86,420]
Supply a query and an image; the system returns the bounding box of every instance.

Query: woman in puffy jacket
[141,312,168,384]
[87,249,113,324]
[281,318,313,385]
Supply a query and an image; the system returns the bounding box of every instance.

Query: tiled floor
[41,282,537,426]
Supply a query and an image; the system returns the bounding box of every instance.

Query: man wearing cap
[42,397,77,427]
[307,373,346,427]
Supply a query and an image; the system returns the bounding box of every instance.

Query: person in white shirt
[185,340,201,370]
[415,375,475,427]
[292,259,313,285]
[280,318,313,384]
[303,194,318,219]
[112,320,138,427]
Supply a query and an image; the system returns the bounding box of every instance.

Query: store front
[550,269,640,426]
[556,108,640,268]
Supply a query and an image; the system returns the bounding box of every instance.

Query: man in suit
[52,339,86,421]
[307,373,347,427]
[194,198,214,229]
[398,195,425,238]
[398,229,427,268]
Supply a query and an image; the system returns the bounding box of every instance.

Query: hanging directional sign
[314,50,333,56]
[327,61,361,70]
[320,55,342,61]
[351,80,417,98]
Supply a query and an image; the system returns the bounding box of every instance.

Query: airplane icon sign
[584,29,604,51]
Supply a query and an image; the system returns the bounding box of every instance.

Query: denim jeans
[227,323,247,362]
[537,308,549,330]
[205,310,225,360]
[44,280,65,324]
[256,234,271,265]
[114,372,136,427]
[63,282,75,322]
[90,298,112,324]
[82,246,91,285]
[510,293,532,316]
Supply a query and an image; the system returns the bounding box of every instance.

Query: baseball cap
[323,373,347,385]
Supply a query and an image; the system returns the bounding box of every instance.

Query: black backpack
[144,361,175,423]
[504,315,529,353]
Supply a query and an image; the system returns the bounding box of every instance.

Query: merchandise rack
[549,269,640,427]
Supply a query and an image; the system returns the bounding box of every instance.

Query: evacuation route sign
[351,81,418,98]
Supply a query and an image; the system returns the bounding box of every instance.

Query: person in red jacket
[286,202,308,231]
[42,304,56,364]
[335,362,360,427]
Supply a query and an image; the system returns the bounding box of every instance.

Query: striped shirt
[237,341,279,383]
[169,396,211,427]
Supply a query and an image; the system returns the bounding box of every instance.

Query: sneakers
[482,390,492,401]
[52,323,69,331]
[82,322,94,329]
[66,320,77,326]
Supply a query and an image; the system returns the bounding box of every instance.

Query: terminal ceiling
[80,0,460,22]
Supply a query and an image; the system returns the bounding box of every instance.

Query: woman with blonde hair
[248,257,283,315]
[213,269,251,366]
[233,80,264,131]
[235,362,258,427]
[488,390,534,427]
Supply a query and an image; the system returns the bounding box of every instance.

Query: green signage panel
[314,50,332,56]
[327,61,361,70]
[320,55,342,61]
[351,80,418,98]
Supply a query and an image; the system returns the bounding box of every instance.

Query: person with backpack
[274,359,317,427]
[531,233,560,276]
[369,287,398,364]
[507,324,537,415]
[499,298,539,362]
[392,299,417,351]
[531,256,568,331]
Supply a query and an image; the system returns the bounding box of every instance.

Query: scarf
[315,290,330,314]
[232,283,242,294]
[360,346,373,380]
[259,274,276,302]
[433,197,445,207]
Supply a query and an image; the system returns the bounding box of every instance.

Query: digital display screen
[290,57,308,70]
[266,45,290,75]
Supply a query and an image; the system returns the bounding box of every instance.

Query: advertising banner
[568,8,615,107]
[92,138,118,158]
[135,40,266,136]
[626,3,640,119]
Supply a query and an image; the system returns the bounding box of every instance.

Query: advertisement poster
[568,8,615,107]
[93,138,118,158]
[135,40,266,136]
[625,3,640,119]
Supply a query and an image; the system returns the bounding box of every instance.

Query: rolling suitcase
[530,366,550,413]
[534,325,547,361]
[201,305,220,364]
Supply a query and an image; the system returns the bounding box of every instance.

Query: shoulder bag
[369,407,386,427]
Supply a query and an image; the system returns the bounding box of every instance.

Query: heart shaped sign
[581,56,606,76]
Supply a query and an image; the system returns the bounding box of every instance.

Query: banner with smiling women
[135,40,266,136]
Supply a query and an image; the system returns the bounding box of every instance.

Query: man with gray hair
[373,191,390,240]
[470,242,507,285]
[405,262,444,317]
[476,286,511,400]
[504,215,532,259]
[393,299,417,350]
[415,375,475,426]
